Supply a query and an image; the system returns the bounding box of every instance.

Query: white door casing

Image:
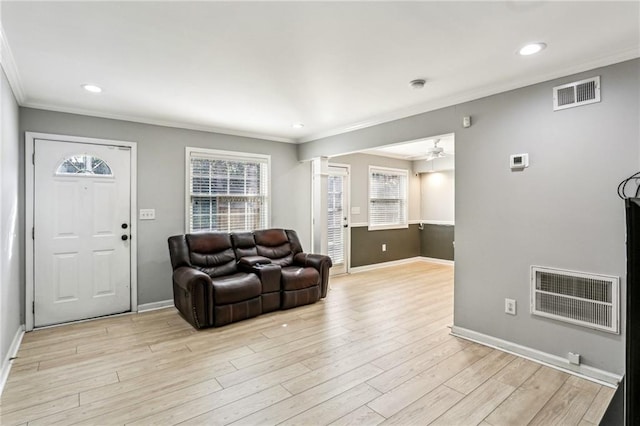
[34,140,131,326]
[25,133,137,330]
[328,165,350,275]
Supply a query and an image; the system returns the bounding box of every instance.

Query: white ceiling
[1,1,638,144]
[361,133,454,161]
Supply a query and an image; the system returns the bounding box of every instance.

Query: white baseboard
[1,325,25,396]
[450,325,621,387]
[137,299,174,312]
[417,256,455,266]
[349,256,454,274]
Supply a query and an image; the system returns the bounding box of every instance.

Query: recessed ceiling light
[518,42,547,56]
[81,84,102,93]
[292,123,304,129]
[409,79,427,89]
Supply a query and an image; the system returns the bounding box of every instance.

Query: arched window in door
[55,155,113,176]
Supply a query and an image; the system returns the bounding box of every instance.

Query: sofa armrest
[238,255,272,268]
[294,252,332,269]
[237,258,281,294]
[172,267,213,328]
[293,253,333,298]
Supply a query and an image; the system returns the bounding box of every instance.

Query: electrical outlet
[568,352,581,365]
[382,244,387,252]
[505,298,516,315]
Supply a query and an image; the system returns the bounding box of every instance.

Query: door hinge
[32,153,35,165]
[32,301,35,314]
[32,227,34,240]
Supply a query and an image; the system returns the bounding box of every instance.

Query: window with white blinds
[368,166,408,231]
[186,147,270,233]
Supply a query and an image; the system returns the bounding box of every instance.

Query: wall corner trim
[450,325,622,387]
[0,24,26,103]
[137,299,174,313]
[0,325,25,396]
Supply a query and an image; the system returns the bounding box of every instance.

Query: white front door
[34,139,132,327]
[328,166,349,275]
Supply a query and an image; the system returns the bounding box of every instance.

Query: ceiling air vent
[553,76,600,111]
[531,266,619,334]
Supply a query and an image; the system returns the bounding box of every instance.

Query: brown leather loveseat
[168,229,332,329]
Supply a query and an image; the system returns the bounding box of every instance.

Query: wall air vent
[531,266,619,334]
[553,76,600,111]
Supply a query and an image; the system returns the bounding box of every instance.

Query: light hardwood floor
[0,262,615,425]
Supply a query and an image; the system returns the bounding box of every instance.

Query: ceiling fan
[425,139,446,161]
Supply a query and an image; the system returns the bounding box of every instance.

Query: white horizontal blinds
[327,174,344,264]
[369,167,408,229]
[189,152,269,233]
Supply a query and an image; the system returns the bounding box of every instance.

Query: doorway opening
[327,165,350,275]
[327,133,455,271]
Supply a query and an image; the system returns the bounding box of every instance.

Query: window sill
[367,224,409,231]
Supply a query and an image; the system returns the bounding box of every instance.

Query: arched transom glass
[56,155,113,176]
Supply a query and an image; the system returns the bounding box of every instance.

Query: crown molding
[0,23,26,103]
[4,18,637,148]
[21,101,297,144]
[1,19,292,143]
[299,47,640,143]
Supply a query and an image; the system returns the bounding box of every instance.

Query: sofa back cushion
[231,232,258,259]
[254,229,293,266]
[186,233,237,277]
[285,229,304,256]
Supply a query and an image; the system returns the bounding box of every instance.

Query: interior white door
[34,139,131,327]
[328,166,349,275]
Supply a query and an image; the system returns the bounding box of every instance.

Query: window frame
[55,154,114,177]
[185,147,271,234]
[368,165,409,231]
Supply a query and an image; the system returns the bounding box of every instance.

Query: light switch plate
[351,206,361,215]
[139,209,156,220]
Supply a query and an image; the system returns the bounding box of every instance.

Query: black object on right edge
[624,198,640,425]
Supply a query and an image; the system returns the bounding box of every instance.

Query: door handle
[121,235,129,241]
[343,224,348,228]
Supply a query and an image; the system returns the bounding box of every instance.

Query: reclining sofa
[168,228,332,329]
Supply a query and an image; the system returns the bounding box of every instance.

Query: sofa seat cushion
[211,273,261,305]
[281,266,319,291]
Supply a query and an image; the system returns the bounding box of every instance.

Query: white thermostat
[510,153,529,170]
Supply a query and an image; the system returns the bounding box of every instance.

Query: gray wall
[419,170,455,261]
[301,58,640,375]
[420,224,454,261]
[299,106,457,161]
[351,224,421,267]
[1,68,21,368]
[454,60,638,375]
[420,170,454,223]
[19,108,311,305]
